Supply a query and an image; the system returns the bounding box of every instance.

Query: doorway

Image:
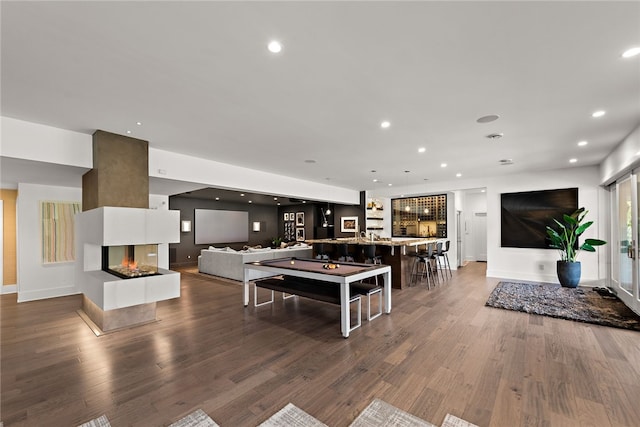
[472,212,487,262]
[611,172,639,315]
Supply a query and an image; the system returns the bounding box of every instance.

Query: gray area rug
[169,408,219,427]
[441,413,479,427]
[78,415,111,427]
[258,403,328,427]
[486,281,640,331]
[349,398,436,427]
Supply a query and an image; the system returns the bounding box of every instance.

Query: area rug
[78,415,111,427]
[169,408,219,427]
[348,398,436,427]
[486,281,640,331]
[258,403,328,427]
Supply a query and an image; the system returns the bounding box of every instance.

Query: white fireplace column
[75,206,180,331]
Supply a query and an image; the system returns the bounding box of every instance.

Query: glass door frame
[611,170,640,315]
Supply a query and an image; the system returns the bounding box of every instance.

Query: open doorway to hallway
[458,188,487,266]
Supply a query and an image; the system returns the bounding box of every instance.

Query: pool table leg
[340,282,350,338]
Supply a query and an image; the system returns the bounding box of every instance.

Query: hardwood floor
[2,262,640,426]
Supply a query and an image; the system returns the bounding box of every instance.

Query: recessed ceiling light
[481,189,486,193]
[267,40,282,53]
[248,200,252,203]
[418,147,426,153]
[273,197,278,200]
[476,114,500,123]
[569,158,578,163]
[440,163,447,168]
[215,197,220,201]
[622,47,640,58]
[277,202,281,205]
[592,110,606,118]
[136,122,142,126]
[126,130,131,134]
[577,140,588,146]
[499,159,514,165]
[486,133,503,140]
[302,201,306,203]
[456,173,462,178]
[304,159,316,164]
[380,121,391,129]
[240,193,245,197]
[388,183,393,186]
[373,179,378,182]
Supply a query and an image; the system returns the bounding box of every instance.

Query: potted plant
[271,236,282,248]
[545,207,606,287]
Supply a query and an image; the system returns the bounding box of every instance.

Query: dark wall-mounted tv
[501,188,578,249]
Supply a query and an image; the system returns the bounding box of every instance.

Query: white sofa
[198,245,313,281]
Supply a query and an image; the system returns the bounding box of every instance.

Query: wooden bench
[254,276,361,331]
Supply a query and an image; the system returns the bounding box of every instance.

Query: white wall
[486,167,605,284]
[17,183,82,302]
[1,117,92,167]
[600,123,640,185]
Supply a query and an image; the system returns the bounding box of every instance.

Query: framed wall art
[341,216,358,233]
[296,212,304,226]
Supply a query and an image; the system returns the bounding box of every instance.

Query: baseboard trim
[1,284,17,294]
[17,286,79,303]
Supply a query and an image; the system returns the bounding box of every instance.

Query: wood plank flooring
[2,262,639,426]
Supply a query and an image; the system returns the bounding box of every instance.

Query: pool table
[243,257,392,337]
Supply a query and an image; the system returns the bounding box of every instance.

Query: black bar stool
[313,243,329,260]
[337,243,354,262]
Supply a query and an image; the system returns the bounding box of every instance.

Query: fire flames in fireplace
[102,244,160,279]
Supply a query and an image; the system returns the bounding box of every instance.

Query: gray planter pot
[557,261,581,288]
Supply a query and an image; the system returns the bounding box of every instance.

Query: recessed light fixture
[592,110,606,118]
[476,114,500,123]
[302,201,306,203]
[499,159,514,165]
[126,130,131,134]
[136,121,142,126]
[267,40,282,53]
[418,147,426,153]
[273,197,278,200]
[371,169,376,173]
[486,133,503,140]
[440,163,447,168]
[240,193,245,197]
[456,173,462,177]
[481,189,486,193]
[577,140,588,146]
[388,183,393,186]
[248,200,253,203]
[277,202,281,206]
[569,158,578,163]
[215,197,220,201]
[373,179,378,182]
[304,159,316,164]
[622,46,640,58]
[380,121,391,129]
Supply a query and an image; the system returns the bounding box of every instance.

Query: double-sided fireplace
[102,244,160,279]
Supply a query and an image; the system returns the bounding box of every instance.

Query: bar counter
[306,237,440,289]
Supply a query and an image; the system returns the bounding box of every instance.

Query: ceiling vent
[499,159,514,166]
[486,133,504,140]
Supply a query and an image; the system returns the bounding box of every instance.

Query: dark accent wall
[169,196,278,267]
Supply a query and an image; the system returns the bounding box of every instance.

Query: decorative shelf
[366,227,384,230]
[366,217,384,220]
[366,207,383,211]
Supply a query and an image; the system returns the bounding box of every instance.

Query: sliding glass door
[612,172,639,315]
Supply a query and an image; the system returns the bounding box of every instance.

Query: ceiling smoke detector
[499,159,514,166]
[486,133,504,140]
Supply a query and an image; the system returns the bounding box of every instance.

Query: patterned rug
[486,281,640,331]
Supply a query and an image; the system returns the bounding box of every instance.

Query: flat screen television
[501,188,578,249]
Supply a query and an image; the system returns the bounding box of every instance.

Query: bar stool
[439,240,452,278]
[313,243,329,260]
[337,243,354,262]
[410,244,437,289]
[350,281,382,321]
[362,244,382,265]
[433,241,446,281]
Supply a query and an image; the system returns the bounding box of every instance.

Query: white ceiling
[2,1,639,194]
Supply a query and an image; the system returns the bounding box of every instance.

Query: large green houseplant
[545,207,606,287]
